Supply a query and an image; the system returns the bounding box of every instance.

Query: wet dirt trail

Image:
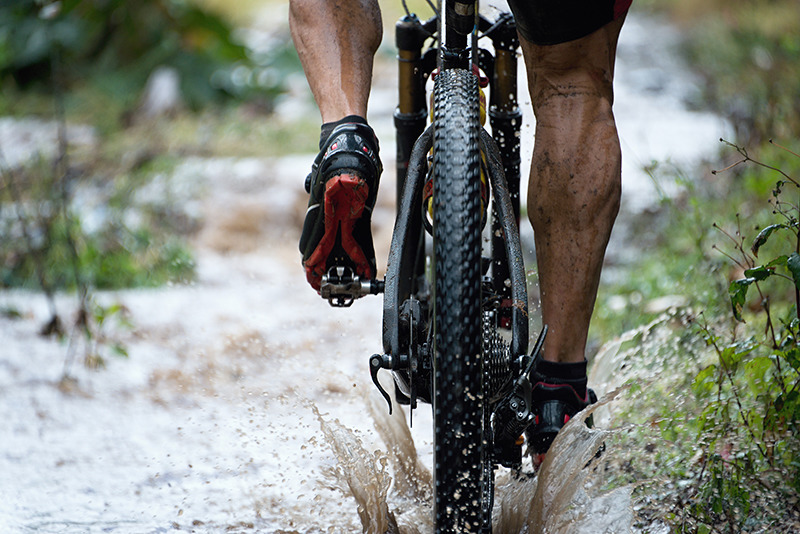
[0,9,728,534]
[0,152,401,532]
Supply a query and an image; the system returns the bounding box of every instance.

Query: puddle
[314,388,632,534]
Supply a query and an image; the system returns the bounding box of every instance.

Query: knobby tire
[432,67,489,533]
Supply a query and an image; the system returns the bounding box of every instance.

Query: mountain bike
[320,1,544,531]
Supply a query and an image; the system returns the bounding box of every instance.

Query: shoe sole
[303,173,371,290]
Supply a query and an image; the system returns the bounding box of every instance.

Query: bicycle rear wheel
[432,67,488,533]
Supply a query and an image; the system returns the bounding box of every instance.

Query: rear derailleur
[368,298,547,472]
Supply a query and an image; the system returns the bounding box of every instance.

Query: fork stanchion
[488,15,522,325]
[395,14,433,291]
[395,15,429,194]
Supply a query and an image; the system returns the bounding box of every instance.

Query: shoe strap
[319,122,382,179]
[305,122,382,194]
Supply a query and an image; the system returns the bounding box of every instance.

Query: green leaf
[752,223,788,257]
[767,255,789,268]
[744,265,774,281]
[720,345,751,370]
[775,390,800,425]
[692,364,718,397]
[783,347,800,372]
[729,278,756,321]
[788,253,800,289]
[743,356,773,393]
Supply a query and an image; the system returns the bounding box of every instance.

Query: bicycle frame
[362,0,547,533]
[379,2,528,378]
[367,2,543,532]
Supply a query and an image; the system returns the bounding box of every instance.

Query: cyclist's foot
[526,356,596,465]
[299,116,382,291]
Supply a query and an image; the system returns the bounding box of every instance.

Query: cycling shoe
[299,121,382,291]
[526,357,596,460]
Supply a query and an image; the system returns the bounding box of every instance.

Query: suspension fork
[488,15,522,322]
[395,15,429,198]
[395,15,435,293]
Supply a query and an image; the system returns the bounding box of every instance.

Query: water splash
[366,389,434,534]
[494,391,633,533]
[313,404,400,533]
[316,386,633,534]
[365,390,432,501]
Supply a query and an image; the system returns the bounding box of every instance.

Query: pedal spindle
[321,266,384,307]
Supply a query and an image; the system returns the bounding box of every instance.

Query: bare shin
[289,0,382,122]
[521,17,625,363]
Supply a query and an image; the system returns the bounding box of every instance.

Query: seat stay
[480,129,529,358]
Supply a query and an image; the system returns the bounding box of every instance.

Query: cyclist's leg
[521,16,625,365]
[289,0,381,122]
[290,0,384,291]
[511,11,626,457]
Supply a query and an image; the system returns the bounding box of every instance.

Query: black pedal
[320,266,384,307]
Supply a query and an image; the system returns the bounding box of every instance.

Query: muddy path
[0,152,398,532]
[0,10,726,534]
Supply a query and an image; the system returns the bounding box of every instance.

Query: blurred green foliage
[684,19,800,144]
[0,156,196,290]
[0,1,307,368]
[638,0,800,144]
[593,142,800,531]
[1,213,195,290]
[0,0,295,108]
[0,0,308,293]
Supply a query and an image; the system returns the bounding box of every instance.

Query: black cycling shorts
[506,0,632,45]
